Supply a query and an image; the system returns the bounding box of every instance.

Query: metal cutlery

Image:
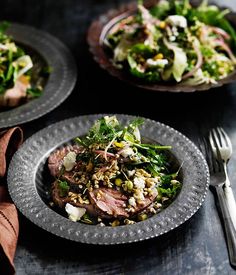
[201,135,236,267]
[209,127,236,229]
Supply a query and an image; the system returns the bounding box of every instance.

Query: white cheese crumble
[134,189,145,201]
[146,58,169,68]
[63,151,77,171]
[120,147,134,158]
[133,126,141,142]
[65,203,86,222]
[127,170,135,177]
[134,177,145,189]
[104,115,119,127]
[166,15,187,28]
[128,197,136,207]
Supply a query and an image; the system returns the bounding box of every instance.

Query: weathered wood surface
[1,0,236,274]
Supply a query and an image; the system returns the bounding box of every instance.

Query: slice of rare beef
[51,181,95,215]
[89,187,158,219]
[132,188,158,214]
[48,145,82,177]
[89,187,129,219]
[0,75,31,107]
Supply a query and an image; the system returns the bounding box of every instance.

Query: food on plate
[48,116,181,226]
[0,22,50,108]
[104,0,236,85]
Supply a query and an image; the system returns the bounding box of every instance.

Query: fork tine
[216,127,229,148]
[216,127,226,147]
[219,127,232,151]
[209,129,224,170]
[211,128,222,149]
[200,136,219,173]
[201,137,212,169]
[209,131,215,152]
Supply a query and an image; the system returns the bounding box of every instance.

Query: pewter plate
[0,23,77,128]
[7,114,209,245]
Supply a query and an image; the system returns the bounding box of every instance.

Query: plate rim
[0,22,77,128]
[7,114,210,245]
[87,0,236,93]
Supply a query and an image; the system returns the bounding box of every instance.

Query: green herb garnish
[58,180,69,197]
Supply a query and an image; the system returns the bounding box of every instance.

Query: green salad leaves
[0,22,51,108]
[106,0,236,85]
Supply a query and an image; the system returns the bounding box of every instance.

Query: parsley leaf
[58,180,69,197]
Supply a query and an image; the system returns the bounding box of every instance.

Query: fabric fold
[0,127,23,275]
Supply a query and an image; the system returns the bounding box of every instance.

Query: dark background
[1,0,236,274]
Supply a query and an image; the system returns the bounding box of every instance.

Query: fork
[203,137,236,267]
[209,127,236,229]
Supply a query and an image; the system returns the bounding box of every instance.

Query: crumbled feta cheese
[120,147,134,158]
[146,58,169,68]
[134,177,145,189]
[104,116,119,127]
[215,54,230,62]
[127,170,135,177]
[63,151,77,171]
[134,189,145,201]
[128,197,136,207]
[133,126,141,142]
[65,203,86,222]
[169,36,176,42]
[166,15,187,28]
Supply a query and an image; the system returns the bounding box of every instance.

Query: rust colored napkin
[0,127,23,275]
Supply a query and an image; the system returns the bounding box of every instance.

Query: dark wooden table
[2,0,236,274]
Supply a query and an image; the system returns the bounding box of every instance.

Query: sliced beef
[0,75,29,107]
[48,145,82,177]
[89,187,158,219]
[61,171,78,186]
[51,181,96,215]
[89,187,129,219]
[132,188,158,214]
[52,181,158,221]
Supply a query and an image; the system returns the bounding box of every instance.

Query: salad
[105,0,236,85]
[0,22,49,108]
[48,116,181,226]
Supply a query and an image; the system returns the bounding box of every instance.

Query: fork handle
[224,185,236,230]
[216,186,236,267]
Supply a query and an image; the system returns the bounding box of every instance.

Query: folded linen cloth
[0,127,23,275]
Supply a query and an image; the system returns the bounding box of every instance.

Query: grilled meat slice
[51,181,95,215]
[48,145,82,177]
[132,188,158,214]
[0,75,29,107]
[89,187,158,219]
[89,187,129,219]
[52,179,158,221]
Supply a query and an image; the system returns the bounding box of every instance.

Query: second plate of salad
[87,0,236,92]
[0,22,77,128]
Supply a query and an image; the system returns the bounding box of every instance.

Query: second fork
[209,127,236,230]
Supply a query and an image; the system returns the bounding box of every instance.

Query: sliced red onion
[182,40,203,80]
[210,26,230,40]
[138,5,160,26]
[199,25,208,43]
[109,15,134,34]
[94,150,116,158]
[214,39,236,63]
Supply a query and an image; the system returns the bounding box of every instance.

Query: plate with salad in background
[87,0,236,92]
[0,22,77,128]
[7,114,209,244]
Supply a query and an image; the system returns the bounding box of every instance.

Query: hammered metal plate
[7,114,209,245]
[0,23,77,128]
